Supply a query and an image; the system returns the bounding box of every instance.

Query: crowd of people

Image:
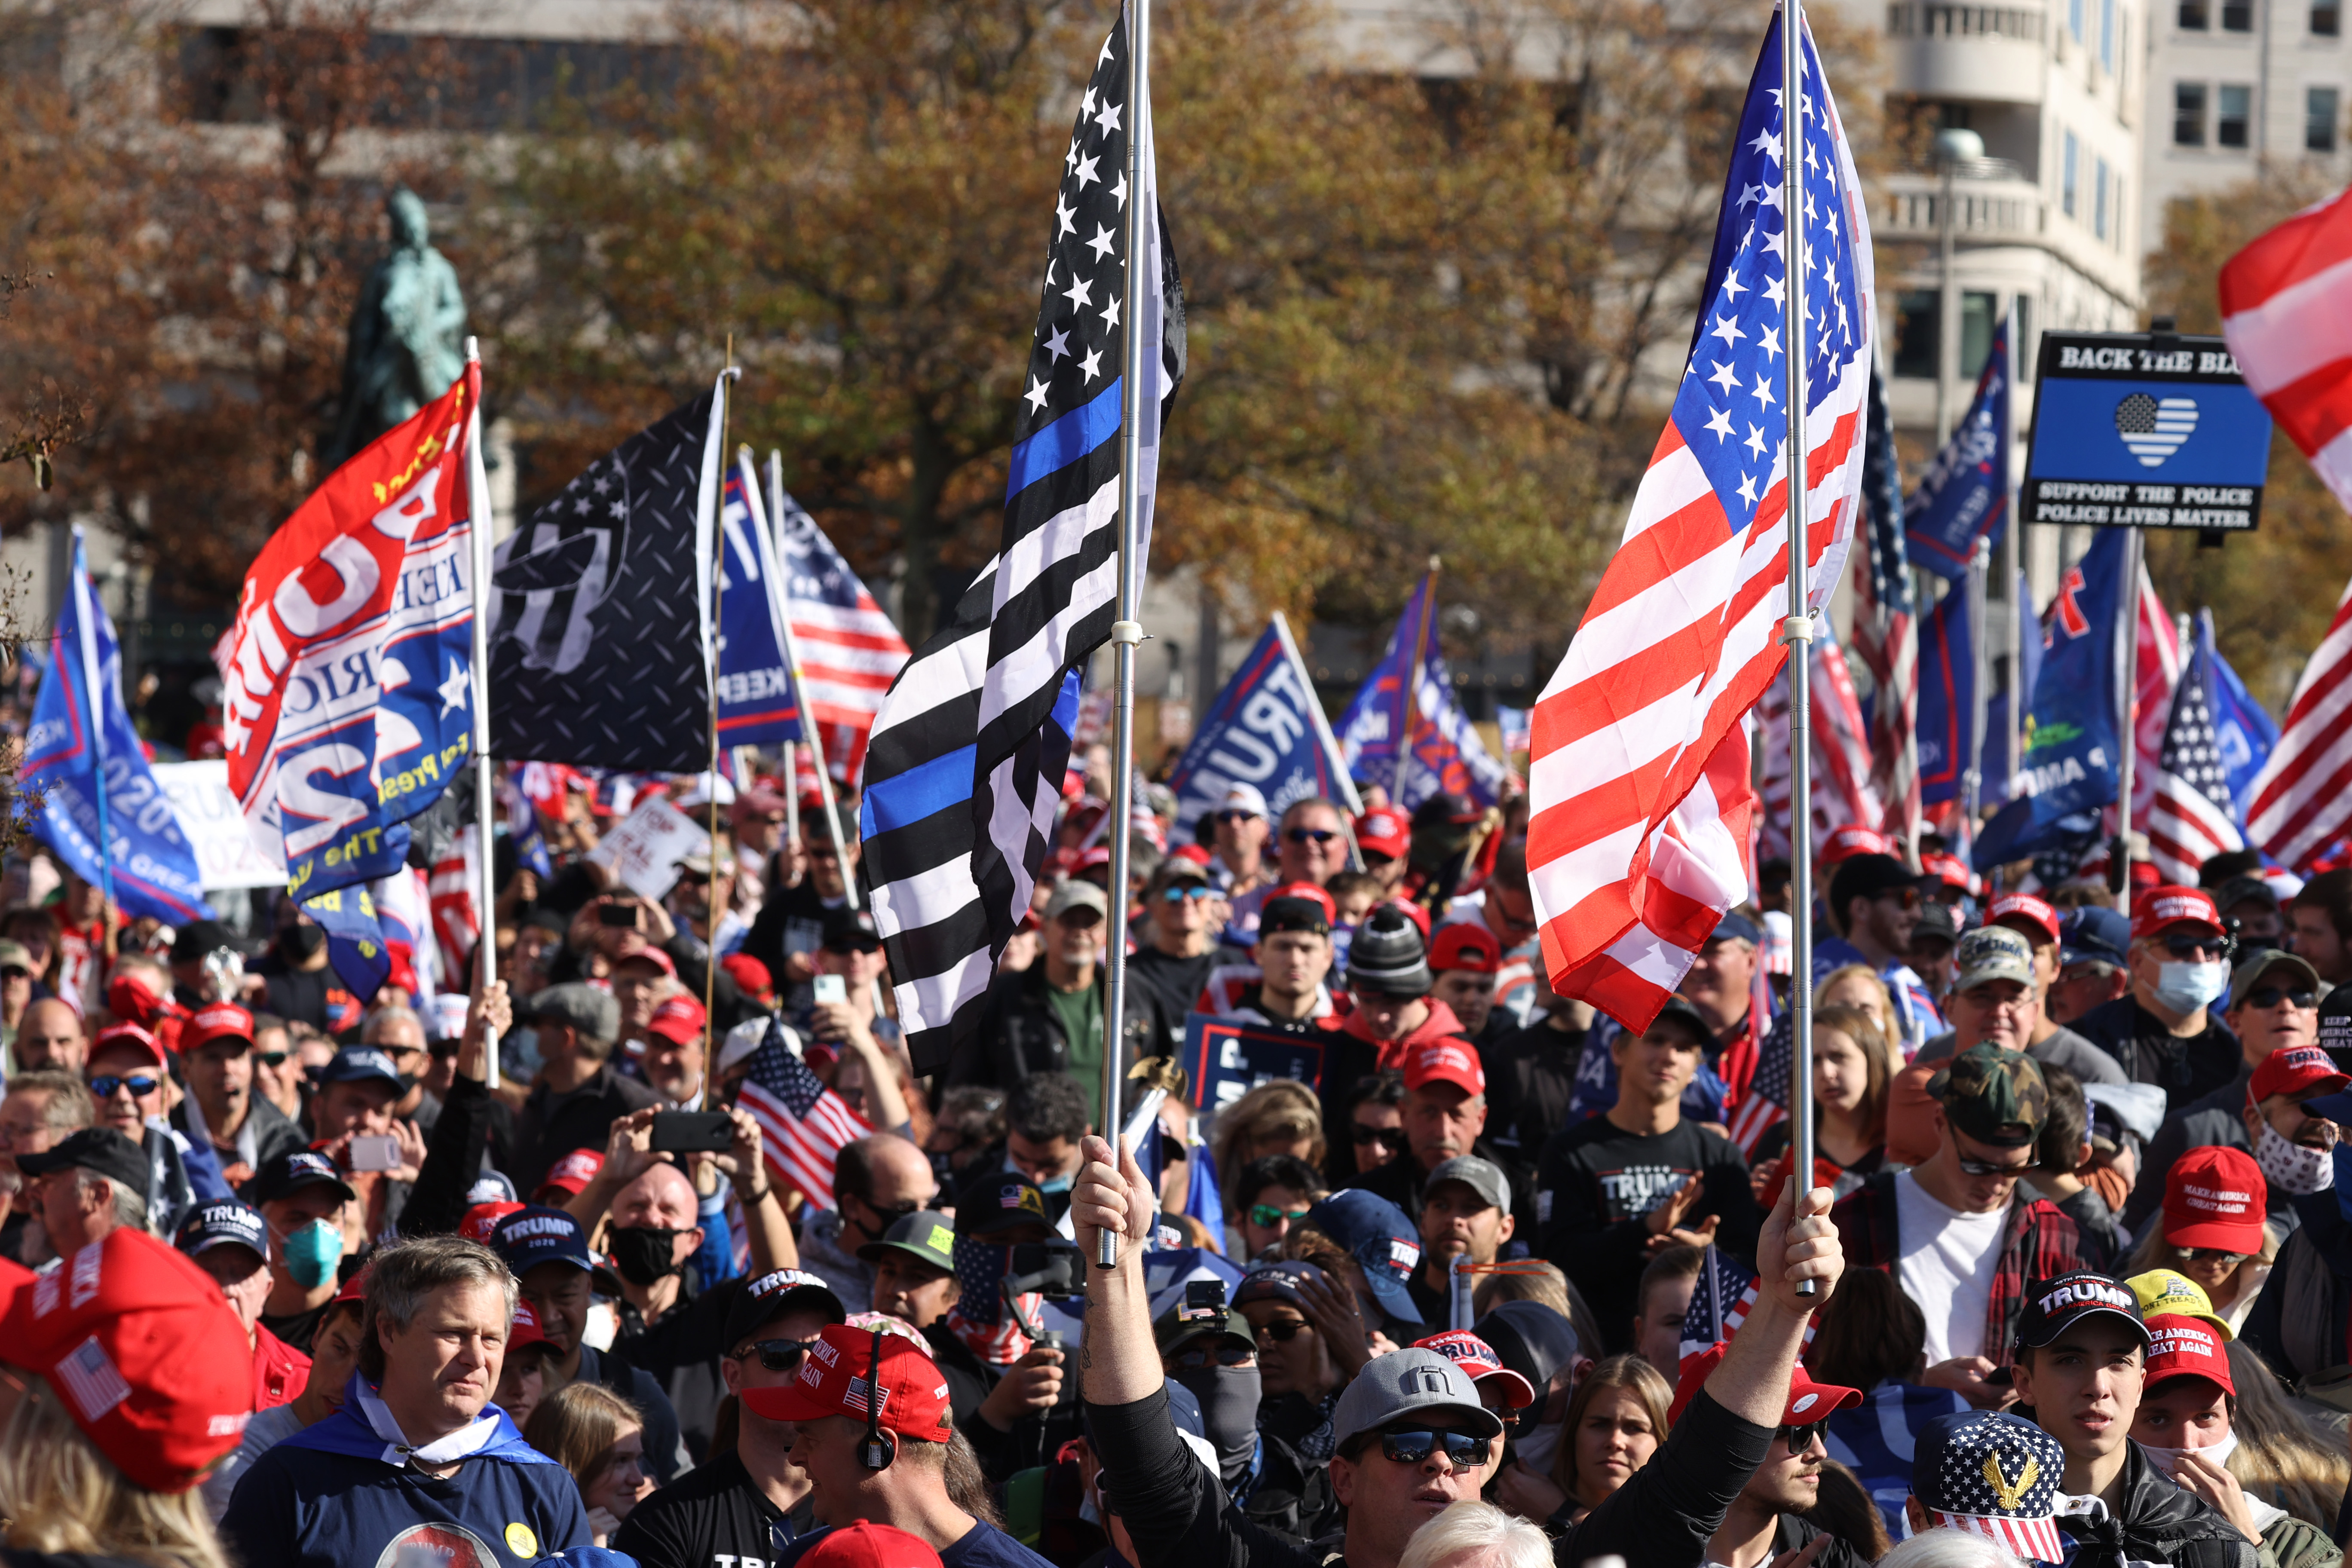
[3,759,2352,1568]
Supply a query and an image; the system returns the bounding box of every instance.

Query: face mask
[2153,960,2227,1015]
[1512,1418,1562,1473]
[1035,1173,1074,1196]
[2144,1428,2239,1477]
[1173,1364,1261,1485]
[2255,1117,2336,1194]
[281,1218,343,1289]
[609,1225,688,1287]
[283,925,326,962]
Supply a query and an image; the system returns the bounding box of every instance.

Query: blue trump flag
[716,454,805,749]
[1914,582,1974,808]
[21,530,207,922]
[1972,528,2133,872]
[1905,320,2011,582]
[1166,615,1360,834]
[1335,573,1508,812]
[2203,609,2278,817]
[301,881,393,1003]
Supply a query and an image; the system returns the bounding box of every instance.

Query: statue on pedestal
[325,187,467,468]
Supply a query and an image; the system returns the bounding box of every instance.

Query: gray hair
[1396,1502,1551,1568]
[358,1235,517,1381]
[3,1071,96,1134]
[362,1004,427,1047]
[72,1168,147,1233]
[1877,1531,2027,1568]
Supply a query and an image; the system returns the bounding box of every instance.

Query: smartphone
[598,900,642,929]
[348,1134,402,1173]
[812,974,847,1005]
[649,1110,735,1153]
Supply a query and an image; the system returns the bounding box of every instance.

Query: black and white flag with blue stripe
[860,6,1184,1075]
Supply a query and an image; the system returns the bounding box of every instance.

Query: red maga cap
[509,1298,554,1355]
[1988,893,2062,947]
[1412,1330,1536,1408]
[648,995,708,1045]
[536,1148,604,1199]
[2132,886,2224,942]
[1356,808,1411,859]
[2163,1145,2265,1254]
[611,944,678,978]
[2249,1043,2349,1103]
[794,1523,946,1568]
[1821,826,1893,865]
[184,1002,256,1052]
[1669,1343,1862,1428]
[1403,1038,1485,1097]
[2143,1313,2236,1395]
[1922,852,1976,892]
[0,1229,252,1493]
[89,1022,166,1071]
[459,1201,527,1243]
[1429,924,1501,975]
[742,1322,956,1440]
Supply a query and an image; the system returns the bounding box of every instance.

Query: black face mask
[283,925,326,961]
[609,1225,688,1287]
[1173,1364,1261,1486]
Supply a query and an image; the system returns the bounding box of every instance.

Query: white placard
[152,761,286,891]
[586,795,711,901]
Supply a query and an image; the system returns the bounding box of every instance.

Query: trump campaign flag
[221,367,480,899]
[1914,581,1974,810]
[716,454,801,748]
[1335,572,1509,812]
[1903,322,2011,582]
[21,530,207,922]
[1167,614,1360,833]
[1526,11,1875,1031]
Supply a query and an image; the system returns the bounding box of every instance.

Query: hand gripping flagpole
[1778,1,1819,1293]
[1099,0,1151,1271]
[462,340,501,1088]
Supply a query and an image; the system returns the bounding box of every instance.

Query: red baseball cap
[1988,893,2062,948]
[0,1229,253,1492]
[459,1201,527,1243]
[1922,852,1976,893]
[1412,1330,1536,1408]
[1077,845,1112,873]
[2132,886,2225,943]
[1403,1038,1485,1097]
[184,1002,256,1052]
[1669,1343,1862,1427]
[1429,924,1502,975]
[794,1523,945,1568]
[509,1298,556,1358]
[720,953,775,1003]
[2163,1145,2266,1253]
[1821,826,1893,866]
[741,1322,956,1441]
[2144,1313,2236,1396]
[89,1021,166,1070]
[648,995,708,1046]
[612,944,678,979]
[1172,844,1214,867]
[535,1148,604,1200]
[1356,808,1411,859]
[2250,1044,2349,1103]
[1267,881,1337,921]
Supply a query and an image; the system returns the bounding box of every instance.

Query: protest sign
[1182,1014,1329,1113]
[588,795,711,900]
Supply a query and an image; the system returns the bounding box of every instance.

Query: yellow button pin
[505,1522,539,1559]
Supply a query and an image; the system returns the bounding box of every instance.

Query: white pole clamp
[1780,613,1818,646]
[1111,620,1145,646]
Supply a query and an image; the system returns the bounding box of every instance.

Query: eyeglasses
[1375,1429,1494,1469]
[1163,885,1217,903]
[255,1051,291,1069]
[1363,851,1397,868]
[1169,1343,1256,1369]
[735,1338,821,1373]
[1352,1124,1408,1152]
[1775,1420,1828,1452]
[1247,1204,1312,1228]
[1255,1317,1310,1342]
[2161,934,2233,961]
[1955,1154,2034,1177]
[2245,985,2318,1010]
[89,1075,161,1100]
[1286,828,1340,845]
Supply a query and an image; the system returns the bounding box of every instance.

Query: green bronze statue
[326,187,468,468]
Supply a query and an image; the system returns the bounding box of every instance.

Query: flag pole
[462,339,501,1087]
[1778,0,1819,1286]
[2003,312,2023,818]
[68,527,116,916]
[2113,526,2142,920]
[768,456,800,863]
[1099,0,1151,1272]
[709,339,735,1030]
[756,448,857,909]
[1964,537,1990,854]
[1394,557,1441,803]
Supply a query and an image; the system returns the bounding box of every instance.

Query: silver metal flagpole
[2114,526,2143,920]
[462,338,501,1088]
[753,448,857,908]
[1099,0,1150,1271]
[1779,0,1819,1280]
[2003,312,2023,813]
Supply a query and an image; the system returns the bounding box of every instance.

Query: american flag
[2131,570,2182,824]
[427,827,479,982]
[1724,1010,1793,1155]
[2248,575,2352,869]
[944,1234,1041,1366]
[769,481,911,786]
[860,7,1184,1075]
[736,1017,872,1210]
[1528,10,1876,1033]
[2146,615,2246,883]
[1677,1243,1763,1373]
[1850,366,1922,851]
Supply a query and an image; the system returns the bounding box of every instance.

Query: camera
[1007,1240,1087,1301]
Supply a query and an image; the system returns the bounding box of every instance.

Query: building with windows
[2140,0,2349,249]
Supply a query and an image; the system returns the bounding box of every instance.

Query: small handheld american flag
[735,1016,871,1211]
[1724,1012,1793,1156]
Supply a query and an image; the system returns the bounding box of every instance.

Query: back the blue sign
[2023,331,2273,530]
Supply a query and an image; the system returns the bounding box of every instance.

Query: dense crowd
[1,759,2351,1568]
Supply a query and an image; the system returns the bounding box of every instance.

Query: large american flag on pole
[2145,614,2245,883]
[1527,11,1875,1032]
[1852,365,1923,851]
[737,1017,871,1210]
[769,481,911,785]
[860,8,1184,1075]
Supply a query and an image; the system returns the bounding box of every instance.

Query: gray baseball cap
[1329,1347,1503,1450]
[1423,1155,1510,1214]
[2230,947,2319,1001]
[1953,925,2035,992]
[524,982,620,1046]
[1045,881,1108,921]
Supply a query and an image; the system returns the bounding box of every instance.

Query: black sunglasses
[1256,1317,1310,1342]
[1352,1124,1408,1152]
[1776,1420,1828,1452]
[89,1075,161,1099]
[2161,933,2234,961]
[1956,1154,2035,1177]
[1215,810,1260,824]
[1375,1429,1493,1469]
[2245,985,2317,1010]
[1286,828,1339,845]
[823,940,883,956]
[736,1338,820,1373]
[255,1050,291,1068]
[852,1194,923,1225]
[428,1042,461,1060]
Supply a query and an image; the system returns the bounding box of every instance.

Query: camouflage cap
[1953,925,2037,993]
[1927,1041,2047,1148]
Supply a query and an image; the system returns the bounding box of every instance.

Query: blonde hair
[0,1379,231,1568]
[1816,965,1899,1072]
[1213,1080,1326,1199]
[524,1381,644,1492]
[1471,1259,1572,1320]
[1396,1501,1553,1568]
[1548,1354,1672,1502]
[2223,1341,2351,1528]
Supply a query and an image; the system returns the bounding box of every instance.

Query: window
[2176,81,2208,142]
[2102,0,2118,64]
[2311,86,2342,149]
[2071,0,2086,38]
[1960,292,1997,379]
[2063,129,2080,213]
[2219,83,2253,145]
[2181,0,2210,26]
[1890,291,1999,380]
[2316,0,2342,33]
[2095,157,2111,238]
[2223,0,2254,28]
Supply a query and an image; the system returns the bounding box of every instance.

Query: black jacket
[396,1072,507,1238]
[949,963,1155,1090]
[2071,996,2242,1112]
[511,1063,662,1196]
[1087,1384,1321,1568]
[2051,1441,2259,1568]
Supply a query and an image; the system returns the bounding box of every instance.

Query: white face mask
[2144,1427,2239,1476]
[2254,1116,2337,1195]
[2153,960,2228,1016]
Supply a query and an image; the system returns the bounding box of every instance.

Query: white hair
[1397,1502,1552,1568]
[1878,1529,2027,1568]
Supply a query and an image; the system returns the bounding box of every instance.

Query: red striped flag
[2145,617,2246,882]
[736,1018,872,1209]
[2247,577,2352,870]
[2131,571,2182,823]
[1528,13,1876,1033]
[2220,183,2352,511]
[772,492,911,785]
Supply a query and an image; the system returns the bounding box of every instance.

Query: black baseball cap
[2015,1271,2149,1352]
[175,1200,269,1268]
[721,1267,848,1351]
[18,1127,149,1195]
[1829,853,1923,916]
[1259,895,1332,937]
[253,1149,358,1207]
[821,907,882,953]
[955,1170,1053,1237]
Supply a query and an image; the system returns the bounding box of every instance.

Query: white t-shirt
[1893,1168,2009,1363]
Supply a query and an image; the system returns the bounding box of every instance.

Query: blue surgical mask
[1035,1172,1074,1196]
[2153,960,2227,1016]
[280,1218,343,1289]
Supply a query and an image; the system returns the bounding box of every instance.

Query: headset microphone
[858,1326,897,1471]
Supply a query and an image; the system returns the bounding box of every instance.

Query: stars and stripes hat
[742,1321,955,1440]
[1913,1411,2066,1564]
[0,1228,252,1493]
[2143,1313,2236,1396]
[722,1267,848,1352]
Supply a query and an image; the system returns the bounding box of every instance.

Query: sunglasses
[1363,851,1397,868]
[853,1195,924,1226]
[1375,1429,1494,1469]
[89,1075,161,1099]
[255,1050,291,1069]
[1874,887,1923,910]
[429,1043,461,1060]
[824,940,884,956]
[1775,1419,1828,1452]
[1162,885,1217,903]
[736,1338,821,1373]
[1215,810,1261,825]
[1955,1155,2035,1178]
[2245,985,2317,1010]
[2161,934,2233,961]
[1169,1343,1256,1369]
[1352,1124,1409,1152]
[1247,1204,1312,1228]
[1286,828,1340,845]
[1256,1317,1311,1342]
[2179,1246,2247,1265]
